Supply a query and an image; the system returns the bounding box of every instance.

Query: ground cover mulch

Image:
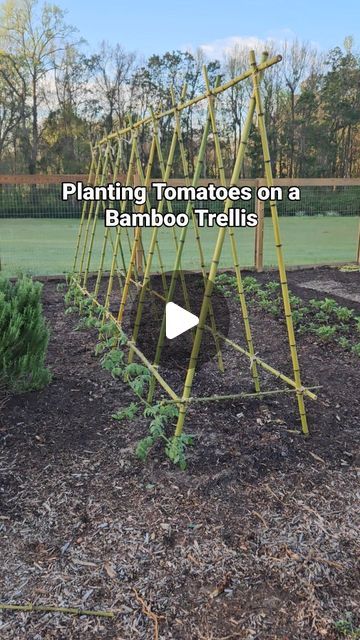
[0,266,359,639]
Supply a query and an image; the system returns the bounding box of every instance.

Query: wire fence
[0,175,359,276]
[0,175,86,219]
[1,176,360,218]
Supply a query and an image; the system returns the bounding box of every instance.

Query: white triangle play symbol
[165,302,199,340]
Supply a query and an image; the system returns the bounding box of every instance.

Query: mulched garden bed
[0,265,359,639]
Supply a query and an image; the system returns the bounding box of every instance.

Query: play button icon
[129,271,230,370]
[166,302,199,340]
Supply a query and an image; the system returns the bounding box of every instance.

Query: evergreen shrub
[0,276,51,391]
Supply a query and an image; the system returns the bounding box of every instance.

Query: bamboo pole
[131,128,167,292]
[133,172,144,273]
[95,56,282,146]
[72,143,96,273]
[203,64,260,391]
[255,178,265,272]
[0,603,114,618]
[126,110,181,359]
[116,123,157,324]
[161,386,320,405]
[104,143,129,291]
[250,50,309,435]
[146,97,214,404]
[82,142,111,288]
[127,126,168,329]
[173,56,277,438]
[132,136,156,283]
[169,82,225,373]
[151,98,192,314]
[108,231,125,293]
[103,134,138,314]
[78,146,105,276]
[93,141,123,300]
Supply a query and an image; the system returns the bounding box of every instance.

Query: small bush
[0,276,51,392]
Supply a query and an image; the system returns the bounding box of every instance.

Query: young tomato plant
[112,402,139,421]
[101,349,125,378]
[165,434,194,470]
[135,402,194,470]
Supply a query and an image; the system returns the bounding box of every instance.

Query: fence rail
[2,174,360,185]
[0,174,88,184]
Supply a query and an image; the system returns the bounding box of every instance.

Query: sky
[58,0,358,58]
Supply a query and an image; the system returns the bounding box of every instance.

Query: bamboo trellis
[71,50,317,438]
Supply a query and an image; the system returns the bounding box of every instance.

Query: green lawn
[0,216,358,277]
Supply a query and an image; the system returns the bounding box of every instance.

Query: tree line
[0,0,359,178]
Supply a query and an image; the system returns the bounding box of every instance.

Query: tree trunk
[30,72,38,175]
[289,89,295,177]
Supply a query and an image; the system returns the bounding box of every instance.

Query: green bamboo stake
[151,101,191,312]
[72,143,97,273]
[117,122,158,324]
[94,137,129,295]
[78,145,105,277]
[203,64,260,392]
[109,232,125,291]
[0,602,114,618]
[250,49,309,435]
[93,141,123,300]
[106,140,130,290]
[82,141,111,288]
[85,139,122,291]
[147,99,214,404]
[126,111,180,358]
[161,386,320,405]
[103,133,138,314]
[170,82,225,374]
[130,127,166,329]
[119,134,137,261]
[131,126,167,292]
[173,58,276,437]
[128,121,152,280]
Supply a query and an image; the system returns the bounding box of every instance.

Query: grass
[0,216,358,277]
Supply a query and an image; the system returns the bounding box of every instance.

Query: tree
[223,44,249,170]
[320,38,360,176]
[0,0,77,173]
[281,39,316,176]
[0,66,23,168]
[39,44,96,172]
[92,41,137,134]
[130,50,220,174]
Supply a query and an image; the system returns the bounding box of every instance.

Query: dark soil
[0,265,359,639]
